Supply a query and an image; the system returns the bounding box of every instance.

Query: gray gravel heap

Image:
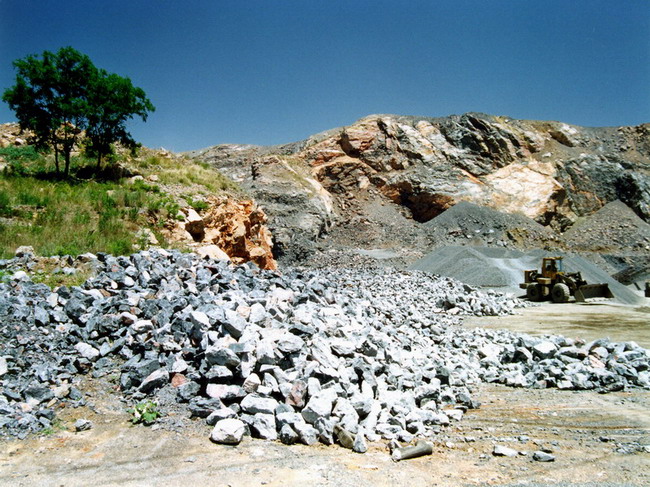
[1,249,649,444]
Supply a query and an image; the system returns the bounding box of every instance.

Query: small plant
[188,197,209,212]
[128,400,160,425]
[41,418,65,436]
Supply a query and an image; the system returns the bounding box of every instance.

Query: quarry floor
[1,302,649,487]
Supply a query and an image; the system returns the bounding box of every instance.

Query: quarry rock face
[192,113,650,260]
[302,114,649,227]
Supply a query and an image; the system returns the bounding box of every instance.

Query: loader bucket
[574,283,614,302]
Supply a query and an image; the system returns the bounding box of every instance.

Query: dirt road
[464,301,650,349]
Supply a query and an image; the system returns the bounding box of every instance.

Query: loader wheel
[552,283,570,303]
[526,283,542,301]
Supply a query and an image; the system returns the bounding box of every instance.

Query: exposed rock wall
[300,114,650,228]
[191,113,650,260]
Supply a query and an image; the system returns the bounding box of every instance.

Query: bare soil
[464,302,650,350]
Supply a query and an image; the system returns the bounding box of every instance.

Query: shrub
[128,401,160,425]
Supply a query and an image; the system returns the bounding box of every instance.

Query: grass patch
[0,171,180,259]
[41,418,66,436]
[30,260,94,288]
[0,143,241,259]
[187,196,209,212]
[132,153,239,194]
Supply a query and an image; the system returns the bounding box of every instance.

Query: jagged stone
[206,407,238,426]
[279,424,299,445]
[139,369,169,393]
[533,451,556,462]
[493,445,519,457]
[353,428,368,453]
[74,342,100,362]
[74,419,93,432]
[251,413,277,440]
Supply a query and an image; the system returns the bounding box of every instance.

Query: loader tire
[552,283,570,303]
[527,283,542,302]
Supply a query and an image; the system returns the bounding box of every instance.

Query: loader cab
[542,257,563,279]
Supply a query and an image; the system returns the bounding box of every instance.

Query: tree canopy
[2,47,155,177]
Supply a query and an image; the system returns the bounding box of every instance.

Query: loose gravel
[1,249,649,447]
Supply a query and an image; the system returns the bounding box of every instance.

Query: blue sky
[1,1,649,152]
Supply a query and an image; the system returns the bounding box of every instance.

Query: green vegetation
[2,46,154,177]
[134,153,238,194]
[187,196,209,211]
[0,143,237,259]
[31,262,93,289]
[128,401,161,426]
[41,418,65,436]
[0,151,180,259]
[0,175,165,258]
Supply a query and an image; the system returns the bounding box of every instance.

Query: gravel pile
[411,245,644,304]
[1,250,649,447]
[563,200,650,252]
[424,202,555,249]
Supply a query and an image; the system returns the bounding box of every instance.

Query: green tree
[3,47,95,177]
[2,47,154,178]
[85,69,155,171]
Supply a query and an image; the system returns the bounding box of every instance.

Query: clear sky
[1,1,649,152]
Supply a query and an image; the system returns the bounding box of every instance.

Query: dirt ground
[464,301,650,350]
[1,302,649,487]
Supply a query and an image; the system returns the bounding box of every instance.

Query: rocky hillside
[191,113,650,263]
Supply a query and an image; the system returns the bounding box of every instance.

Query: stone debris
[210,418,246,445]
[0,249,649,445]
[493,445,519,457]
[532,450,556,462]
[74,419,93,432]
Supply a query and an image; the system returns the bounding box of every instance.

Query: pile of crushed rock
[562,200,650,253]
[424,201,557,249]
[1,250,649,448]
[411,245,644,305]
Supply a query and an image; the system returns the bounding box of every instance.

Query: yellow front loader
[519,257,614,303]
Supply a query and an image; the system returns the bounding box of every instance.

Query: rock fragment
[533,451,556,462]
[210,418,246,445]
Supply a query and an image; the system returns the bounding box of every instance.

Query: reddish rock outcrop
[202,198,277,270]
[166,197,277,270]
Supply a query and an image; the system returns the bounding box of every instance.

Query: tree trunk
[96,152,102,173]
[64,149,71,178]
[53,146,60,176]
